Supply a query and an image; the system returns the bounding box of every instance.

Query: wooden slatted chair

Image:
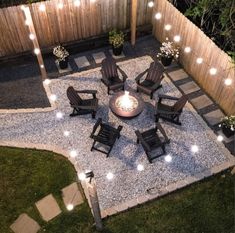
[90,118,123,157]
[155,94,188,125]
[135,61,165,99]
[101,57,127,94]
[135,123,170,163]
[67,86,98,119]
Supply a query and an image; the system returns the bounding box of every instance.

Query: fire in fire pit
[115,91,138,112]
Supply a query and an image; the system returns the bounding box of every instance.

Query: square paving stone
[74,56,90,69]
[179,81,200,94]
[109,49,125,59]
[62,182,84,208]
[93,52,106,64]
[35,194,61,222]
[10,214,40,233]
[203,109,225,126]
[55,63,72,74]
[191,95,213,110]
[168,68,189,81]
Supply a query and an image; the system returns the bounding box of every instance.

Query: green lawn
[0,146,234,233]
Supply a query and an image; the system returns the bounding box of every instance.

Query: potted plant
[220,115,235,137]
[157,38,179,66]
[53,45,69,69]
[109,29,125,56]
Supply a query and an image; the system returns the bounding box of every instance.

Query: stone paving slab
[62,182,84,207]
[74,56,90,68]
[191,95,213,110]
[179,81,200,94]
[92,52,106,64]
[168,68,189,82]
[203,109,225,126]
[10,214,40,233]
[55,63,72,74]
[35,194,61,222]
[109,49,125,59]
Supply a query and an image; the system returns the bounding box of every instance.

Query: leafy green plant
[221,115,235,130]
[109,29,125,48]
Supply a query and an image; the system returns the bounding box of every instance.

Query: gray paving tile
[10,213,40,233]
[203,109,225,126]
[74,56,90,68]
[191,95,213,110]
[93,52,106,64]
[62,182,84,208]
[179,81,200,94]
[55,63,72,74]
[168,68,189,81]
[35,194,61,222]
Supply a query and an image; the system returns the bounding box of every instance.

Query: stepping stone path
[191,95,213,110]
[168,69,189,82]
[203,109,225,126]
[10,213,40,233]
[93,52,106,64]
[74,56,90,69]
[35,194,61,222]
[62,182,84,208]
[179,81,200,94]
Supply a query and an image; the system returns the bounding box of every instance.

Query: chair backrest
[146,61,164,83]
[67,86,82,106]
[173,95,187,112]
[101,58,118,79]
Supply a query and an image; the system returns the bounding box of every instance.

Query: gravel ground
[0,56,233,210]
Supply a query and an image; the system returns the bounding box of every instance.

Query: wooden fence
[0,0,152,57]
[152,0,235,115]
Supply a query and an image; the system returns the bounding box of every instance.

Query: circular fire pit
[109,91,144,118]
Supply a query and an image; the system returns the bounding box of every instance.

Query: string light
[217,135,223,142]
[106,172,114,180]
[155,13,162,20]
[191,145,199,153]
[74,0,81,7]
[148,1,154,8]
[184,47,191,53]
[173,35,181,42]
[137,164,144,171]
[209,68,217,75]
[29,33,35,40]
[39,3,46,12]
[58,2,64,9]
[43,79,51,85]
[49,94,57,101]
[34,48,40,55]
[66,204,74,211]
[70,150,77,158]
[164,154,172,162]
[196,57,203,64]
[224,78,232,86]
[56,112,63,119]
[164,24,172,31]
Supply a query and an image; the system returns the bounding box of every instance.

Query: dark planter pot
[161,56,173,66]
[222,125,235,138]
[59,57,68,69]
[112,45,123,56]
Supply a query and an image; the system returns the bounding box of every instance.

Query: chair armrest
[156,122,170,144]
[135,69,149,84]
[158,94,179,101]
[76,90,97,99]
[135,130,151,152]
[90,118,102,137]
[117,66,128,82]
[155,109,181,115]
[72,104,97,110]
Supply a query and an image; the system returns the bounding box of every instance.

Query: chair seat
[141,129,162,150]
[158,103,174,112]
[140,79,155,88]
[82,98,98,110]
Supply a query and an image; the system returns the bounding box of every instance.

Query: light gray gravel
[0,56,233,210]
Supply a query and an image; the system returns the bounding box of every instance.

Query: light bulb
[173,35,181,42]
[49,94,57,101]
[34,48,40,55]
[184,47,191,53]
[78,172,86,181]
[191,145,199,153]
[155,13,162,20]
[164,155,172,162]
[137,164,144,171]
[66,204,74,211]
[217,135,223,142]
[43,79,51,85]
[148,1,154,8]
[196,57,203,64]
[56,112,63,119]
[106,172,114,180]
[224,78,232,86]
[70,150,77,158]
[63,131,70,137]
[164,24,172,31]
[29,33,35,40]
[209,68,217,75]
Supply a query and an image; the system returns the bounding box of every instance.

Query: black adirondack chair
[135,61,165,99]
[67,86,98,118]
[155,94,188,125]
[101,57,127,94]
[90,118,123,157]
[135,123,170,163]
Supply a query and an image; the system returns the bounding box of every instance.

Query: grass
[0,146,234,233]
